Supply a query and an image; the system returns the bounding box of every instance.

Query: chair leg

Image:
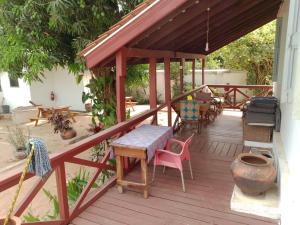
[180,170,186,192]
[152,163,156,182]
[163,166,166,174]
[189,160,194,180]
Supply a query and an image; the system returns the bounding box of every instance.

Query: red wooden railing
[0,86,205,225]
[207,84,273,109]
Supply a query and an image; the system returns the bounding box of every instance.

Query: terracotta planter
[231,153,276,195]
[251,149,274,165]
[85,103,92,112]
[0,216,21,225]
[60,128,77,140]
[14,148,27,160]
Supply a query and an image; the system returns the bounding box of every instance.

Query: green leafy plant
[48,112,72,134]
[82,72,116,128]
[7,126,30,150]
[23,168,105,222]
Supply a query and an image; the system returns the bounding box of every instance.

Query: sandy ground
[0,105,176,219]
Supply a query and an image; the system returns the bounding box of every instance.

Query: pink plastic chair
[152,134,194,192]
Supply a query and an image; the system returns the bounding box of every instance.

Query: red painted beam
[85,0,189,69]
[55,164,69,224]
[164,57,172,127]
[116,48,127,123]
[192,59,195,89]
[180,58,185,93]
[149,57,157,125]
[201,58,205,85]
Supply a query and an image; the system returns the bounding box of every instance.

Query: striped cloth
[180,100,200,121]
[26,138,52,178]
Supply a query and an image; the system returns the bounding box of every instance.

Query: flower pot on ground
[7,126,30,160]
[85,103,92,112]
[231,153,276,196]
[0,216,21,225]
[48,112,77,140]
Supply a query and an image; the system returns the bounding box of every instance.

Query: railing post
[164,57,172,127]
[233,88,237,108]
[56,163,69,223]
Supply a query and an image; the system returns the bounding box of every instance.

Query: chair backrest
[194,92,211,102]
[180,100,200,121]
[180,133,194,158]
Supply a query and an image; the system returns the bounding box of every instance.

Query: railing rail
[207,84,273,109]
[0,86,206,225]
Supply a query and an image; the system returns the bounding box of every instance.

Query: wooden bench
[125,96,137,111]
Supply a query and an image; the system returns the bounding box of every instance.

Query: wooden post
[56,164,69,222]
[180,58,185,93]
[149,57,157,125]
[201,58,205,85]
[192,59,196,89]
[164,57,172,127]
[116,48,127,123]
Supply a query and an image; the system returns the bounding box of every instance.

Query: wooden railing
[207,84,273,109]
[0,86,205,225]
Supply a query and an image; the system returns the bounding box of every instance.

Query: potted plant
[7,126,30,160]
[48,112,77,140]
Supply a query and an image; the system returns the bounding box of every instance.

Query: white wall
[273,0,300,224]
[156,69,247,102]
[0,72,31,111]
[30,68,87,111]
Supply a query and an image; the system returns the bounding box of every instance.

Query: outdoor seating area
[71,110,279,225]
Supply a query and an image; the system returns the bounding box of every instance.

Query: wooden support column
[164,57,172,127]
[180,58,185,93]
[56,164,69,222]
[192,59,196,89]
[116,49,127,123]
[201,58,205,85]
[149,57,157,125]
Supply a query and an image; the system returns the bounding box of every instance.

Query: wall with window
[30,68,87,111]
[0,72,31,111]
[273,0,300,224]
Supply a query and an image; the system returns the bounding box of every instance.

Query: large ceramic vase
[0,216,21,225]
[60,128,77,140]
[231,153,276,195]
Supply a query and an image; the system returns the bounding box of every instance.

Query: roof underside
[82,0,282,68]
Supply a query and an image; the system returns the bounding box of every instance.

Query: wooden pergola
[80,0,281,125]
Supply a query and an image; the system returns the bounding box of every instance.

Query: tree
[206,21,276,85]
[0,0,143,83]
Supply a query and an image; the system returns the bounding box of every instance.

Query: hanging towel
[26,138,52,178]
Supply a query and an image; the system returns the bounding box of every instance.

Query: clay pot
[0,216,21,225]
[14,148,27,160]
[60,128,77,140]
[231,153,276,195]
[252,149,274,165]
[85,103,92,112]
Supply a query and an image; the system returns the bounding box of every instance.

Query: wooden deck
[72,110,279,225]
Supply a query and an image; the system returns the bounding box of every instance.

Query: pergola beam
[126,47,205,60]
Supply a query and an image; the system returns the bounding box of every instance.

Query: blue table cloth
[112,124,173,162]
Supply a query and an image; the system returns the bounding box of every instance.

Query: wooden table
[125,96,137,111]
[111,125,173,198]
[31,106,76,126]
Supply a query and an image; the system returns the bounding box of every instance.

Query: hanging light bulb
[205,8,210,52]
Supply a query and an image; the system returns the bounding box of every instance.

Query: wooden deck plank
[71,111,279,225]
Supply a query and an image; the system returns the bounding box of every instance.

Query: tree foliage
[0,0,143,83]
[206,21,276,84]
